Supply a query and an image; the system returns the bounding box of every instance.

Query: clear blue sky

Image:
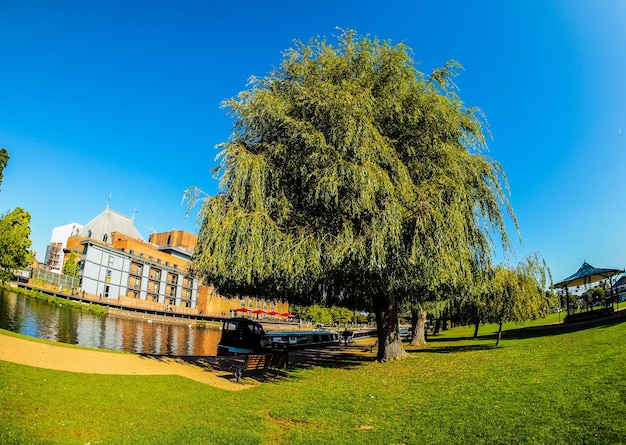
[1,0,624,283]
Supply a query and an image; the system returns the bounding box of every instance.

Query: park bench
[231,351,288,383]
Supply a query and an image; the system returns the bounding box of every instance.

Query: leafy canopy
[0,207,32,282]
[189,30,516,313]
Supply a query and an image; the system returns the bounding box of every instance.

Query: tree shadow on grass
[498,310,626,341]
[140,344,377,384]
[406,343,498,354]
[419,310,626,349]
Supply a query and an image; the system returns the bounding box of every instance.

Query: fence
[31,267,79,291]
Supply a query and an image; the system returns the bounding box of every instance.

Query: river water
[0,288,221,356]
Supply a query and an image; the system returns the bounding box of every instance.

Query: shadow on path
[140,343,378,384]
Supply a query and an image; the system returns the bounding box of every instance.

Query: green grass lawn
[2,314,626,444]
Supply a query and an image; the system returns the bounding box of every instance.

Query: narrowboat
[217,317,340,356]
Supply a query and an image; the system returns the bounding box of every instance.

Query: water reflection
[0,288,221,356]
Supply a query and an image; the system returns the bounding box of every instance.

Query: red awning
[232,307,250,312]
[251,309,266,314]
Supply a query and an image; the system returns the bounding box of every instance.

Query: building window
[102,233,108,243]
[150,268,161,281]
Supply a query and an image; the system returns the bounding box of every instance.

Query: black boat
[217,317,340,356]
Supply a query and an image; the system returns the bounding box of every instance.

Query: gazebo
[552,261,623,323]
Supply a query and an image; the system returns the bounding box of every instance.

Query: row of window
[129,263,193,287]
[129,291,192,308]
[240,299,281,311]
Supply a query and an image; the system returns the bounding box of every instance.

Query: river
[0,287,221,356]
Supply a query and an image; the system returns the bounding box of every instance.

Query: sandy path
[0,333,247,391]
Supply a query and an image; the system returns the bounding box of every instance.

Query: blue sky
[0,0,624,283]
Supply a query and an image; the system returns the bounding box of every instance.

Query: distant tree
[581,286,605,309]
[0,148,8,189]
[188,30,516,362]
[63,250,80,278]
[0,207,32,282]
[484,254,554,346]
[296,304,333,326]
[330,306,354,325]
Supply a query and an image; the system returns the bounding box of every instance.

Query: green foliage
[581,286,606,307]
[483,253,555,344]
[63,251,80,278]
[0,207,32,283]
[0,148,8,190]
[330,305,354,324]
[189,30,517,360]
[294,304,354,325]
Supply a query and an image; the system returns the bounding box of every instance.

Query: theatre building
[61,207,289,318]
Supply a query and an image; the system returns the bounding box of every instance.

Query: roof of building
[79,207,144,243]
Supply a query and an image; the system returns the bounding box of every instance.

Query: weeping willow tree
[484,253,554,346]
[188,30,517,362]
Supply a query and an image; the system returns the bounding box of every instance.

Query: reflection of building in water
[57,207,289,318]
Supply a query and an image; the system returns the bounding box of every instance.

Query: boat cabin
[217,317,340,356]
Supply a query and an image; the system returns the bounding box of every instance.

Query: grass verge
[1,315,625,444]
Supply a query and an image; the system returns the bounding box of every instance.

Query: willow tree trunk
[410,307,427,347]
[495,320,503,346]
[374,292,407,362]
[473,306,481,338]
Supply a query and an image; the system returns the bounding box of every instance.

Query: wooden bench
[231,352,288,383]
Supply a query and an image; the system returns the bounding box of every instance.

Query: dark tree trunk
[495,320,503,346]
[410,307,427,347]
[473,306,481,338]
[409,307,418,341]
[433,317,441,336]
[374,292,407,362]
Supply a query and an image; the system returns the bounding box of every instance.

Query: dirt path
[0,332,247,391]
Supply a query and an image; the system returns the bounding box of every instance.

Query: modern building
[60,207,289,318]
[44,222,82,273]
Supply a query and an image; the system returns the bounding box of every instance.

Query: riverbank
[8,281,302,328]
[0,329,245,391]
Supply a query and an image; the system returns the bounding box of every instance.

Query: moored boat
[217,317,340,356]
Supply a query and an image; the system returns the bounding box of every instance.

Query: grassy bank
[1,315,625,444]
[2,284,108,316]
